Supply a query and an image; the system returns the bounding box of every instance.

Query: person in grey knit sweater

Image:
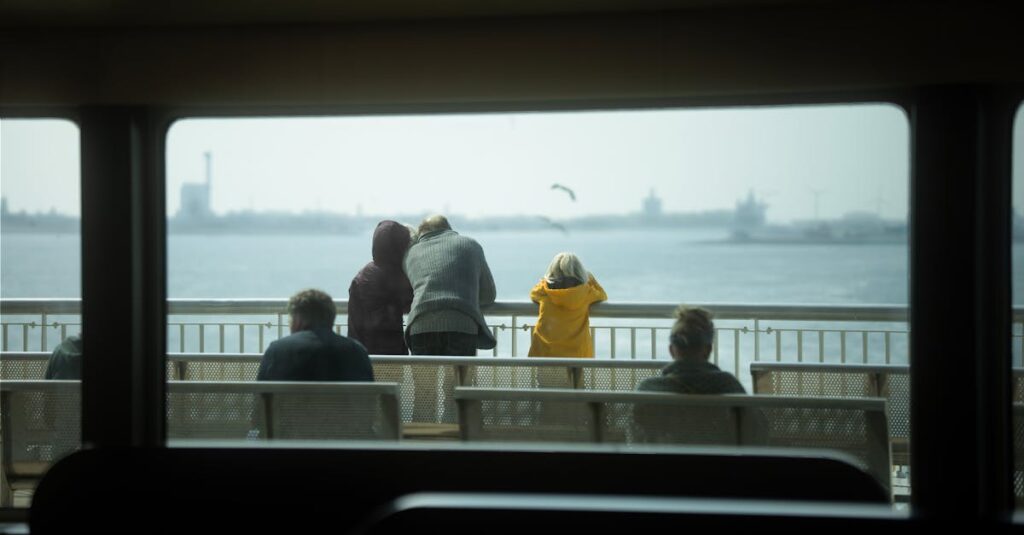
[403,214,497,356]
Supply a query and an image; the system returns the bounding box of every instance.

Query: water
[1,228,926,304]
[2,228,1023,369]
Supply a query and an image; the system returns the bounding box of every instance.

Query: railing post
[610,329,616,360]
[630,328,636,359]
[797,330,804,362]
[841,331,847,363]
[650,328,657,359]
[41,312,48,351]
[511,315,518,357]
[733,329,740,377]
[753,318,760,363]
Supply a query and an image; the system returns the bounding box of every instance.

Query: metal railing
[3,298,1023,381]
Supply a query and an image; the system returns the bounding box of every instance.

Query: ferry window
[1012,104,1024,510]
[0,118,81,509]
[163,105,910,505]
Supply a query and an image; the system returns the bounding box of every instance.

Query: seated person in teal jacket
[257,289,373,382]
[638,306,745,394]
[45,334,83,379]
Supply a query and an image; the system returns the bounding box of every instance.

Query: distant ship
[729,190,908,245]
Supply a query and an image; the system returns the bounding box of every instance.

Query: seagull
[550,183,576,202]
[537,216,568,234]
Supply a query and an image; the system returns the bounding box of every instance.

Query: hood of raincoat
[372,220,412,268]
[538,279,594,309]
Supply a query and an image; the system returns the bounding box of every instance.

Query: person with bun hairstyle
[527,252,607,358]
[638,306,746,394]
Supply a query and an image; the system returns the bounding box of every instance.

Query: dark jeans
[408,331,479,356]
[409,332,478,422]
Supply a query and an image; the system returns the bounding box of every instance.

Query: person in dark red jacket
[347,220,415,354]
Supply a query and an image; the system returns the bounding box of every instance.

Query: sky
[2,103,1023,222]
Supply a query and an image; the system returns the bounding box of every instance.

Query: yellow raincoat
[527,276,608,357]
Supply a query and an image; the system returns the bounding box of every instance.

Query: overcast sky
[3,104,1023,222]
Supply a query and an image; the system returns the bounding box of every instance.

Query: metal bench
[454,387,891,494]
[0,380,80,506]
[751,363,911,469]
[0,352,668,427]
[162,354,665,425]
[166,381,401,441]
[1,380,400,505]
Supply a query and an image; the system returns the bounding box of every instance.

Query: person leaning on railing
[527,252,607,358]
[402,214,497,356]
[638,306,746,394]
[347,220,415,355]
[256,289,373,381]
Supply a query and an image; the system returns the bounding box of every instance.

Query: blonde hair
[418,214,451,235]
[670,305,715,356]
[544,252,588,285]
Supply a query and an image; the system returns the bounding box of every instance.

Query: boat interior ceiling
[2,2,1021,109]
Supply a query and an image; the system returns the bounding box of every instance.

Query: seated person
[45,334,83,379]
[635,307,760,445]
[257,288,373,381]
[638,306,745,394]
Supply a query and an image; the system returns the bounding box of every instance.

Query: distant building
[732,190,767,238]
[178,152,213,219]
[642,189,662,219]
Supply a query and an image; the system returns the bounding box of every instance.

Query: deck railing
[3,298,1023,382]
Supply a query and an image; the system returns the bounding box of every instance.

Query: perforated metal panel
[755,370,876,397]
[464,399,595,443]
[3,388,80,480]
[177,360,260,381]
[0,359,48,380]
[166,392,262,439]
[758,406,889,488]
[270,392,399,440]
[582,367,660,391]
[754,366,910,472]
[879,374,910,440]
[617,403,738,445]
[469,365,572,389]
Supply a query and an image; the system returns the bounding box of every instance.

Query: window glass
[0,118,81,509]
[164,105,910,505]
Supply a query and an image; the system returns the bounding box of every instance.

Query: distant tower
[642,189,662,220]
[733,190,767,238]
[178,151,213,219]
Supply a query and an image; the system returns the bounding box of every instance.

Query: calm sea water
[3,229,1023,367]
[1,228,930,304]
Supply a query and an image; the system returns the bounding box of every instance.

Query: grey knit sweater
[403,229,497,349]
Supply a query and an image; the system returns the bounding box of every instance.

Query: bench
[162,353,665,425]
[454,387,891,494]
[750,362,910,469]
[1,380,400,505]
[166,381,401,441]
[0,380,80,506]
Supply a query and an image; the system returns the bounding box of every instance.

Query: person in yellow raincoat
[528,252,607,358]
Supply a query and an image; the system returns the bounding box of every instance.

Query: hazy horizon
[3,103,1022,223]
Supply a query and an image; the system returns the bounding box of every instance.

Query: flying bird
[537,216,569,234]
[550,183,576,202]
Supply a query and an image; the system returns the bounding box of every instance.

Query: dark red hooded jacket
[347,221,414,354]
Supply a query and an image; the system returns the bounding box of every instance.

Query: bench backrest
[454,387,891,492]
[0,381,81,487]
[750,362,910,441]
[166,381,401,440]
